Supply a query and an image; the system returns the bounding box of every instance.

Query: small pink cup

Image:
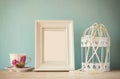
[9,53,31,68]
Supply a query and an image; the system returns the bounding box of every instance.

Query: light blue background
[0,0,120,69]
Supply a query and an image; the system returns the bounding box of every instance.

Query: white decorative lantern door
[81,23,110,72]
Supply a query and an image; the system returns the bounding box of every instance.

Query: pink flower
[12,59,19,67]
[20,56,26,63]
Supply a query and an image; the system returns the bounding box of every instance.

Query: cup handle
[25,56,32,65]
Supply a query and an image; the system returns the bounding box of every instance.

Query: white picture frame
[35,20,74,71]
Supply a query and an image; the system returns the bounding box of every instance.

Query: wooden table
[0,70,120,79]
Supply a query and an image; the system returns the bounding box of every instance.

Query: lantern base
[82,63,110,72]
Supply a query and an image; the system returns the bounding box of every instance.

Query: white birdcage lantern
[81,23,110,72]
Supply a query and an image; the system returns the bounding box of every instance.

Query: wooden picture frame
[35,20,74,71]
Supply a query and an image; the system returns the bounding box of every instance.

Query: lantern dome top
[82,23,110,38]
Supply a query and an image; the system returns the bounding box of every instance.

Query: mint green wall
[0,0,120,69]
